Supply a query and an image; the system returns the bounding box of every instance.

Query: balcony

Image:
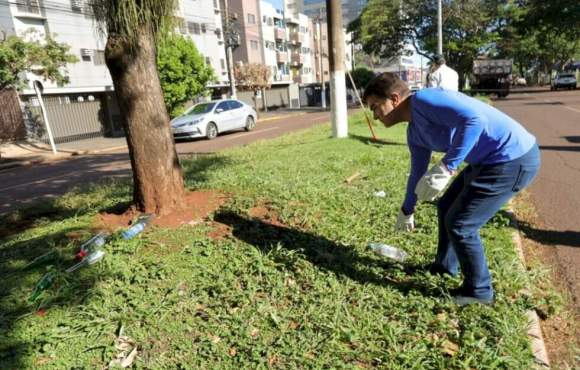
[290,53,304,65]
[276,51,288,63]
[274,27,286,40]
[289,32,304,45]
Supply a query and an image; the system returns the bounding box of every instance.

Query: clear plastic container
[368,243,408,262]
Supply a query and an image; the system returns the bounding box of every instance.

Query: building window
[71,0,82,13]
[188,22,200,34]
[263,15,267,23]
[93,50,105,65]
[221,59,226,69]
[250,40,259,50]
[247,13,256,24]
[205,57,211,65]
[17,0,41,14]
[215,28,222,38]
[201,23,207,33]
[267,17,273,26]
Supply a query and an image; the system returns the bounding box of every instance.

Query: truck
[471,59,513,97]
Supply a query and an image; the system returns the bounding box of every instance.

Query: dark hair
[362,72,410,103]
[433,54,445,66]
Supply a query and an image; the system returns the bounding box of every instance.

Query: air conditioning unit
[80,48,94,57]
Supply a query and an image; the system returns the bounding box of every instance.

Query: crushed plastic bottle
[29,272,55,302]
[66,250,106,273]
[122,214,153,240]
[374,190,387,198]
[368,243,408,262]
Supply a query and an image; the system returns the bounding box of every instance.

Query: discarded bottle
[66,250,106,273]
[122,214,153,240]
[368,243,408,262]
[374,190,387,198]
[76,232,108,260]
[29,272,55,302]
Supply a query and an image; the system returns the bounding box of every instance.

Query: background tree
[349,0,506,87]
[347,67,375,90]
[234,63,271,114]
[90,0,186,216]
[0,32,78,90]
[157,33,215,118]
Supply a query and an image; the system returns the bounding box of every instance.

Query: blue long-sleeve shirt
[402,88,536,214]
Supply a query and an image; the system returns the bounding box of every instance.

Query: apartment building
[176,0,229,86]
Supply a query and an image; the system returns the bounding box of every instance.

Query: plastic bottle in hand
[29,272,55,302]
[122,214,152,240]
[368,243,408,262]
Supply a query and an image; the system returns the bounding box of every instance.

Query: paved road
[0,110,347,215]
[494,89,580,307]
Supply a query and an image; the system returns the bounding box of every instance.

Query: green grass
[0,114,540,368]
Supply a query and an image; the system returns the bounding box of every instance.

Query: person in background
[427,54,459,91]
[363,73,540,306]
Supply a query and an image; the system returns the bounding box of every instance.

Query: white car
[171,99,257,140]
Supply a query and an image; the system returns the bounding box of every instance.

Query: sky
[262,0,284,11]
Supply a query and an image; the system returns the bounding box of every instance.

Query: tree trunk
[105,28,185,216]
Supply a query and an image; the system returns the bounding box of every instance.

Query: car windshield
[558,74,575,78]
[184,103,215,115]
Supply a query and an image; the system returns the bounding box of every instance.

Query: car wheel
[245,116,256,132]
[206,122,218,140]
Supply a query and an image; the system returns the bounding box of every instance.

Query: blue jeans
[435,144,541,299]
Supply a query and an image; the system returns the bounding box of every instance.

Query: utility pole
[437,0,443,55]
[326,0,348,138]
[222,0,237,99]
[316,11,326,109]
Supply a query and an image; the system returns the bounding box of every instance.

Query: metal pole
[33,81,57,155]
[222,0,236,99]
[317,15,326,109]
[437,0,443,55]
[326,0,348,138]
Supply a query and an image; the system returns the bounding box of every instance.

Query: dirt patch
[207,203,286,240]
[95,190,229,232]
[248,205,285,227]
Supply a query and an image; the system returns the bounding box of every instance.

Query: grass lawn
[0,113,545,368]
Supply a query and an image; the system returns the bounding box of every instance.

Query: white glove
[395,209,414,232]
[415,161,453,202]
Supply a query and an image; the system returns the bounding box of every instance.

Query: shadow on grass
[214,210,438,296]
[349,134,405,147]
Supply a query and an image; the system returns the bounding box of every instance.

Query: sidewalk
[0,109,321,171]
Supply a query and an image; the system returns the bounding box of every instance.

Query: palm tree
[90,0,185,215]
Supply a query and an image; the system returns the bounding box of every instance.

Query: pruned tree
[90,0,186,216]
[234,63,271,114]
[157,33,215,118]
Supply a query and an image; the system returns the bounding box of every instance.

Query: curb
[505,205,550,369]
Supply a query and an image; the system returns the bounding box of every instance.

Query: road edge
[506,203,550,369]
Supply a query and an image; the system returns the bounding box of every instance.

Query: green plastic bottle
[29,272,55,302]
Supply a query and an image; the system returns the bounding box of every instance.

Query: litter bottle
[66,250,106,273]
[368,243,408,262]
[76,232,108,260]
[29,272,55,302]
[122,214,153,240]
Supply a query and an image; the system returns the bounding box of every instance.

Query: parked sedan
[551,73,577,90]
[171,99,257,140]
